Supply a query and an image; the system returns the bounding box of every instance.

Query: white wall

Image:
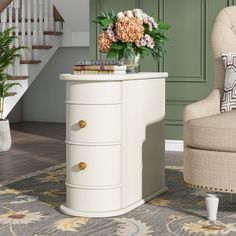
[52,0,89,46]
[22,47,89,122]
[7,99,23,123]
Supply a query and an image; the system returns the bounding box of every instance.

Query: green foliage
[94,9,170,61]
[0,27,27,118]
[93,9,116,30]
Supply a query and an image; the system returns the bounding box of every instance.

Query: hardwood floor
[165,151,183,167]
[0,122,66,181]
[0,122,183,182]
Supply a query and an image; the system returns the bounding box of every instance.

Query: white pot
[0,119,12,152]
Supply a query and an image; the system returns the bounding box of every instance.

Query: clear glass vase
[121,49,140,73]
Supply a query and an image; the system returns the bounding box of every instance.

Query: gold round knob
[78,162,87,170]
[78,120,87,128]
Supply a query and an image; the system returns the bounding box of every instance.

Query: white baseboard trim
[165,140,183,152]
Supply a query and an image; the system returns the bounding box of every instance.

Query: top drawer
[66,81,121,104]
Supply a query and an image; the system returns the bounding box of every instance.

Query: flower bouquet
[94,8,170,65]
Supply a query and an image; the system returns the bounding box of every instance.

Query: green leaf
[158,22,171,31]
[97,16,106,20]
[111,44,123,50]
[139,47,150,57]
[127,43,133,47]
[106,50,119,59]
[100,11,107,17]
[101,18,113,28]
[118,48,125,60]
[0,27,27,106]
[0,27,28,72]
[143,24,149,33]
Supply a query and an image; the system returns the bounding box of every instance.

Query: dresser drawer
[66,104,121,143]
[66,144,121,187]
[66,187,121,212]
[66,81,121,104]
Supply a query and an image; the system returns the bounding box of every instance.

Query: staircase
[0,0,64,119]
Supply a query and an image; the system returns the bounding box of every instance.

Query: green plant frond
[0,28,28,72]
[0,27,26,116]
[101,18,113,28]
[108,9,115,19]
[158,22,171,31]
[2,82,21,97]
[111,44,123,50]
[95,9,115,26]
[100,11,107,17]
[4,82,21,91]
[110,9,115,18]
[0,72,10,82]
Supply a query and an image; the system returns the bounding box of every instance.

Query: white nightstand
[60,72,168,217]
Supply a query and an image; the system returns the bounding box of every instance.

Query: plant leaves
[106,50,118,59]
[101,18,113,28]
[158,22,171,31]
[111,44,123,50]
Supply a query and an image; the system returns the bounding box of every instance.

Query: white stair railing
[8,2,13,29]
[1,8,7,32]
[0,0,63,119]
[26,0,32,60]
[14,0,20,75]
[21,0,26,60]
[39,0,44,45]
[44,0,48,31]
[49,0,54,31]
[0,0,63,75]
[7,2,13,75]
[32,0,38,60]
[32,0,37,44]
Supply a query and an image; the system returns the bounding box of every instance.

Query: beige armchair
[183,6,236,221]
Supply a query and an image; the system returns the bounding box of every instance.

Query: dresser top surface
[60,72,168,81]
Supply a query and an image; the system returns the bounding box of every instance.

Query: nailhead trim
[182,177,235,193]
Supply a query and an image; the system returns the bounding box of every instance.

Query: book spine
[74,70,126,75]
[76,60,123,66]
[73,65,125,71]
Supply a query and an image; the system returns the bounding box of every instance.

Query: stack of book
[73,60,127,75]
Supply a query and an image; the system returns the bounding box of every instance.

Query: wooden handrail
[0,1,64,22]
[53,6,64,22]
[0,0,12,13]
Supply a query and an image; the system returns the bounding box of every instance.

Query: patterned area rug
[0,165,236,236]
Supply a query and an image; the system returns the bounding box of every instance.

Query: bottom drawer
[66,144,121,187]
[66,186,121,212]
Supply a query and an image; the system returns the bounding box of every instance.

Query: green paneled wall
[90,0,232,140]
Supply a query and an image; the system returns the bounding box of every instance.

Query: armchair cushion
[221,53,236,112]
[185,110,236,152]
[184,89,221,123]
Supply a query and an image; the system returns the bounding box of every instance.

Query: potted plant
[0,27,27,152]
[94,9,170,72]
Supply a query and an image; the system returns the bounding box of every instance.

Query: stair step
[9,19,63,23]
[44,31,63,35]
[9,76,29,80]
[32,45,53,49]
[11,19,41,23]
[13,31,63,36]
[7,92,17,97]
[20,60,41,64]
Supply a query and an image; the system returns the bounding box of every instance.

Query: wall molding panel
[90,0,230,139]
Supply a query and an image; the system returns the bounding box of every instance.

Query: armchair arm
[184,89,221,123]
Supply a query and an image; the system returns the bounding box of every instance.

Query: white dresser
[60,72,168,217]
